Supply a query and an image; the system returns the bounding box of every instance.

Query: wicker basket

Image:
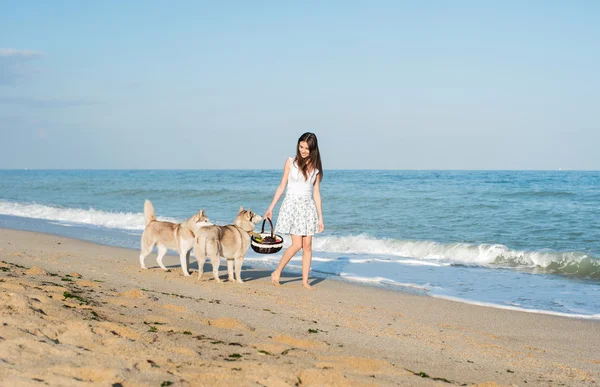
[250,218,284,254]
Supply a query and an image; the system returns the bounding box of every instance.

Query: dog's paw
[236,279,244,284]
[140,266,148,270]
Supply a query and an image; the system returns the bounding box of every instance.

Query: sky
[1,1,599,170]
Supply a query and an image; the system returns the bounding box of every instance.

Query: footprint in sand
[208,317,252,331]
[163,304,186,313]
[272,335,324,349]
[119,289,146,298]
[26,266,49,276]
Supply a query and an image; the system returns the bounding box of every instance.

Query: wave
[339,273,431,291]
[431,295,600,320]
[0,200,178,231]
[347,258,449,266]
[313,234,600,279]
[2,200,598,279]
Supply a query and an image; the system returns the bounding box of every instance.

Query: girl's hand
[318,219,324,233]
[264,209,273,221]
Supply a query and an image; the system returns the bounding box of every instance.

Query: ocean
[1,169,599,318]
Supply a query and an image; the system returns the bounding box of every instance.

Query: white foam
[397,259,450,267]
[431,295,600,320]
[0,200,178,231]
[340,273,431,291]
[313,234,598,272]
[288,256,334,262]
[348,257,448,266]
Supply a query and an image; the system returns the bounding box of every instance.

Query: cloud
[0,48,43,85]
[0,49,43,59]
[34,127,48,140]
[0,96,96,108]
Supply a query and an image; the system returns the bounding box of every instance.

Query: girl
[264,132,324,290]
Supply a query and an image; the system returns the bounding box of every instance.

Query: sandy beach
[0,228,598,386]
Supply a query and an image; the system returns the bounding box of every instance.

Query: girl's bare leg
[271,235,302,285]
[302,236,315,290]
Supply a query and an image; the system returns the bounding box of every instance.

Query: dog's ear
[199,210,204,217]
[239,205,244,213]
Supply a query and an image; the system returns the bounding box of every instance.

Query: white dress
[275,157,320,236]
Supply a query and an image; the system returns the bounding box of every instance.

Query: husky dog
[139,200,211,276]
[194,206,262,283]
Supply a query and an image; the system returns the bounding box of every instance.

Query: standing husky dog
[139,200,211,276]
[194,206,262,283]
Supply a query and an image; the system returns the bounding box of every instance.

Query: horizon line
[1,168,598,172]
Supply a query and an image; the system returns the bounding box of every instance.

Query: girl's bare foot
[302,283,315,290]
[271,272,280,286]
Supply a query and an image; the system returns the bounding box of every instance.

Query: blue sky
[1,1,598,170]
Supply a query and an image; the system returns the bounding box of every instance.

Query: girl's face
[298,141,310,159]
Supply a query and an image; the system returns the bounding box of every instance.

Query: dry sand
[0,228,598,386]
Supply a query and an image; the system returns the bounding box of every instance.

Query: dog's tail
[144,200,157,226]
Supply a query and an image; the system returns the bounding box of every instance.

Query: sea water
[1,169,599,318]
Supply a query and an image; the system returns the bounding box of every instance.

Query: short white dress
[275,157,320,236]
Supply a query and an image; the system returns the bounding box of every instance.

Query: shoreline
[3,220,599,321]
[1,228,599,385]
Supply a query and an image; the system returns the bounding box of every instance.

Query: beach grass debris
[281,348,296,356]
[406,369,452,384]
[41,281,62,287]
[147,359,159,368]
[160,382,172,387]
[258,350,272,355]
[148,326,158,332]
[183,331,192,335]
[228,353,242,359]
[63,291,89,305]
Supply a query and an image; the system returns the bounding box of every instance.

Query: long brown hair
[295,132,323,181]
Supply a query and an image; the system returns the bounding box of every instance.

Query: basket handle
[261,217,275,237]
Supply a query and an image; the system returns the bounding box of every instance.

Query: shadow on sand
[162,261,326,287]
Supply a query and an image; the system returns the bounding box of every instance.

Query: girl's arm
[264,159,290,220]
[313,175,324,232]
